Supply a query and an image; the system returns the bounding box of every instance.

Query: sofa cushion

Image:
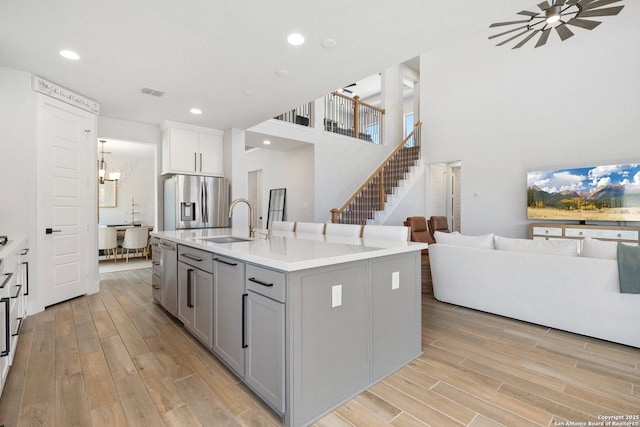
[617,243,640,294]
[434,231,495,249]
[581,237,618,260]
[494,235,578,256]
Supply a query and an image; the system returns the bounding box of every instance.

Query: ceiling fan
[338,82,357,94]
[489,0,624,49]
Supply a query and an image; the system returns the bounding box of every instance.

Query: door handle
[187,269,194,308]
[242,293,248,349]
[45,228,62,234]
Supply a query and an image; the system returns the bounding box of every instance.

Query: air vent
[140,87,166,97]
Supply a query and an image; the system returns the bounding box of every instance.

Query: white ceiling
[0,0,536,133]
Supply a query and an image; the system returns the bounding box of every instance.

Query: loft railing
[273,101,313,127]
[330,122,422,224]
[324,92,385,144]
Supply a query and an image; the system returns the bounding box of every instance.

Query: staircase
[331,123,422,225]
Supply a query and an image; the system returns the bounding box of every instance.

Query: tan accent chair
[428,216,450,242]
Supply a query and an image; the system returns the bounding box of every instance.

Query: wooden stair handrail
[331,121,422,223]
[330,91,386,114]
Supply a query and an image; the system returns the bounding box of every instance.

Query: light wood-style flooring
[1,266,639,426]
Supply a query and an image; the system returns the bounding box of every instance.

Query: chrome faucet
[229,198,255,238]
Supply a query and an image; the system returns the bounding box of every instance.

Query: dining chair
[121,227,149,262]
[324,223,363,237]
[294,222,326,234]
[362,225,410,241]
[270,221,295,231]
[98,227,118,263]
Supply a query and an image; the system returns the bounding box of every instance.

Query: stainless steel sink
[200,236,251,244]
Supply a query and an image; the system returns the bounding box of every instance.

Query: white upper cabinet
[162,122,224,176]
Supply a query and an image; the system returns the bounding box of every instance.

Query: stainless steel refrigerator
[164,175,229,230]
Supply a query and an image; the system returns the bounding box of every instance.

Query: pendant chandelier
[98,140,120,184]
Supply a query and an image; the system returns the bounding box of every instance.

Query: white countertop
[152,228,427,272]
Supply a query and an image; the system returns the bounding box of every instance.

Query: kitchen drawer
[532,226,563,237]
[565,228,638,241]
[246,264,285,303]
[178,245,213,273]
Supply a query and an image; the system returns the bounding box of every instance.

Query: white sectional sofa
[429,233,640,348]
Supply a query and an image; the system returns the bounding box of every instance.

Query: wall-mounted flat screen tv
[527,163,640,222]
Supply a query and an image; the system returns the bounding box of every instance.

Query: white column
[381,64,404,147]
[224,128,249,228]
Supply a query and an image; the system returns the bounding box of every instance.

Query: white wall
[245,145,315,225]
[0,67,37,238]
[98,152,155,226]
[421,9,640,238]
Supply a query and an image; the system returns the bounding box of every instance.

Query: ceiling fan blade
[555,23,575,40]
[537,1,551,10]
[578,5,624,17]
[576,0,598,6]
[490,19,531,27]
[565,17,602,29]
[518,10,540,16]
[496,28,533,46]
[489,25,529,40]
[512,30,540,49]
[579,0,622,11]
[535,28,552,47]
[553,0,566,6]
[566,0,580,4]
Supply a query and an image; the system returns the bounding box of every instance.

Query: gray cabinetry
[370,252,421,381]
[212,255,245,375]
[288,261,370,426]
[245,264,285,413]
[178,245,213,348]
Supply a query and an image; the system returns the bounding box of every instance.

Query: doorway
[248,169,263,229]
[428,161,461,232]
[97,138,157,273]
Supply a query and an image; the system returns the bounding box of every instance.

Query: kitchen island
[152,227,427,427]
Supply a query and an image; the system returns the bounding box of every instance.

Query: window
[404,112,414,138]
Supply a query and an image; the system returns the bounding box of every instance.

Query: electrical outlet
[392,271,400,290]
[332,284,342,308]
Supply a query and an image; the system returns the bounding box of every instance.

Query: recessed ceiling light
[276,69,289,78]
[190,108,202,115]
[244,90,255,96]
[59,50,80,60]
[263,140,271,145]
[287,33,305,46]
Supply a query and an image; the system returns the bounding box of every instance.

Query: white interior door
[429,163,446,216]
[451,166,461,232]
[37,95,96,308]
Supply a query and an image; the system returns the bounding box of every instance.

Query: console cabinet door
[178,261,213,348]
[178,261,195,330]
[213,255,245,375]
[245,290,285,413]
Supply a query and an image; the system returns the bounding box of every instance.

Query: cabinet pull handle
[1,297,9,357]
[242,293,248,349]
[181,253,203,262]
[248,277,273,287]
[23,262,29,296]
[12,317,23,337]
[194,153,197,171]
[152,285,161,290]
[213,258,238,266]
[200,153,203,172]
[11,284,22,299]
[1,273,12,289]
[187,269,195,308]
